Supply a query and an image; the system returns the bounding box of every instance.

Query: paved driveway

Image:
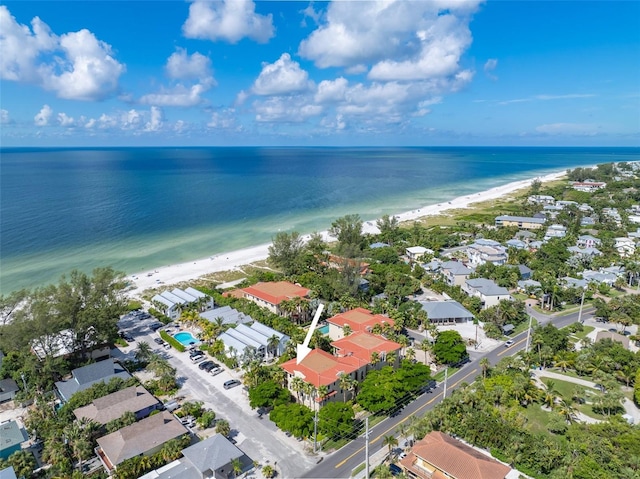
[116,324,318,478]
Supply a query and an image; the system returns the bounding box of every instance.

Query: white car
[505,340,514,347]
[209,367,223,376]
[190,354,205,363]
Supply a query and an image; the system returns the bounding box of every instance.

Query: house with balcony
[572,181,607,192]
[326,308,394,341]
[151,287,213,320]
[527,195,555,205]
[494,215,546,230]
[466,242,507,267]
[463,278,512,309]
[231,281,311,318]
[406,246,433,263]
[440,261,473,287]
[577,235,601,249]
[543,224,567,241]
[615,237,636,257]
[399,431,511,479]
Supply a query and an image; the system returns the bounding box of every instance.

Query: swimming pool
[317,325,329,335]
[174,331,200,347]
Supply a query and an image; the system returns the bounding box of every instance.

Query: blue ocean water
[1,147,638,293]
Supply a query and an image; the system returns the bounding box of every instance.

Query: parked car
[210,367,223,376]
[149,322,163,331]
[189,349,204,357]
[163,400,180,412]
[154,337,164,345]
[120,332,134,342]
[223,379,241,389]
[199,360,216,370]
[389,464,403,476]
[190,354,205,363]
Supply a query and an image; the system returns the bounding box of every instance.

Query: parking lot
[115,319,318,478]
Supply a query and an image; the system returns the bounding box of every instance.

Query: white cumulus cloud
[315,77,348,103]
[183,0,274,44]
[140,49,214,107]
[254,96,323,122]
[166,48,214,83]
[484,58,498,80]
[1,6,124,101]
[144,106,164,131]
[57,112,75,127]
[252,53,313,96]
[0,109,9,124]
[34,104,53,126]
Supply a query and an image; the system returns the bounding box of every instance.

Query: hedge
[160,330,186,352]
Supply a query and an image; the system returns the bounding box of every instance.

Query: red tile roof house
[280,332,401,409]
[227,281,311,319]
[326,307,394,341]
[400,431,511,479]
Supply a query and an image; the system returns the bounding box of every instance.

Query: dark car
[149,322,163,331]
[223,379,241,389]
[120,332,134,342]
[198,360,216,371]
[153,337,165,345]
[389,464,402,476]
[189,349,204,357]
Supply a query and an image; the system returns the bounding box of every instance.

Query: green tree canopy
[268,231,305,276]
[248,380,291,409]
[433,330,468,365]
[318,401,355,439]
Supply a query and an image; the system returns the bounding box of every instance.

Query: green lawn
[569,325,595,343]
[521,404,553,433]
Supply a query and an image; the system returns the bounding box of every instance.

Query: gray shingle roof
[55,359,131,402]
[73,386,159,425]
[181,434,244,475]
[96,411,187,467]
[465,278,510,296]
[419,301,474,321]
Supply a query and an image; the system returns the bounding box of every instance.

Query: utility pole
[525,313,533,353]
[365,417,370,479]
[313,409,318,453]
[577,287,586,324]
[443,368,448,399]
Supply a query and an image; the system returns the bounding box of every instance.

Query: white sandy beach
[127,170,566,296]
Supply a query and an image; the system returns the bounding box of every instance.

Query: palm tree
[262,465,275,478]
[268,334,281,359]
[135,341,153,362]
[316,385,329,409]
[386,351,397,366]
[302,381,314,408]
[543,379,558,408]
[291,377,304,402]
[419,340,431,365]
[405,347,416,362]
[342,324,352,337]
[231,457,243,477]
[557,399,577,423]
[480,357,490,379]
[160,438,184,462]
[370,351,380,367]
[381,434,398,459]
[215,419,231,437]
[339,373,351,402]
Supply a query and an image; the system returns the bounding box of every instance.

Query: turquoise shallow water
[1,146,638,294]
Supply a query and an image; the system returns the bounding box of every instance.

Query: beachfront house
[200,306,253,327]
[399,431,511,479]
[232,281,311,318]
[494,215,546,230]
[572,181,607,192]
[31,328,111,362]
[527,195,556,205]
[152,287,213,320]
[326,308,394,341]
[462,278,512,309]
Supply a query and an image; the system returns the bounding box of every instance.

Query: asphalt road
[303,306,596,479]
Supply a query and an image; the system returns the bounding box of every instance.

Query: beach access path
[126,170,566,297]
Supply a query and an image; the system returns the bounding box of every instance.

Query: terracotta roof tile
[326,308,394,332]
[241,281,310,305]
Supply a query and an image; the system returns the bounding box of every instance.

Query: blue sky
[1,0,638,146]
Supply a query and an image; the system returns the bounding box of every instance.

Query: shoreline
[127,170,566,296]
